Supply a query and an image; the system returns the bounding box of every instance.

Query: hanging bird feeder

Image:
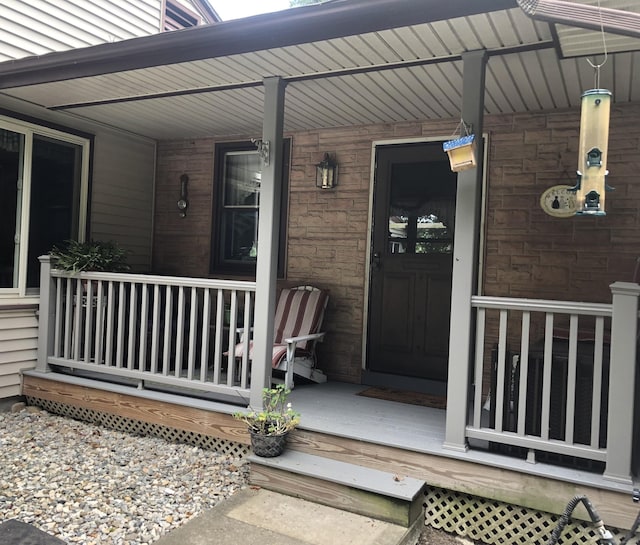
[571,88,612,215]
[443,120,476,172]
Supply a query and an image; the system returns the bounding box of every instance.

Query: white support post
[249,76,286,409]
[603,281,640,484]
[36,255,56,372]
[444,49,488,452]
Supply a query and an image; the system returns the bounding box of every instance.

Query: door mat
[357,387,447,409]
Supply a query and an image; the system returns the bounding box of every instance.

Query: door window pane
[27,136,82,287]
[388,161,456,254]
[0,129,24,288]
[0,118,88,295]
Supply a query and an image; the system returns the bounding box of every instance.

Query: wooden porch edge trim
[22,374,250,445]
[288,429,639,530]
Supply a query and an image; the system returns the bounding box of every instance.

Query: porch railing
[467,282,639,483]
[37,256,255,402]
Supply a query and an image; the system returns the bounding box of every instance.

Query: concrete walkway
[155,488,421,545]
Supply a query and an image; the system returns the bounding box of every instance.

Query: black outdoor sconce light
[177,174,189,217]
[315,153,338,189]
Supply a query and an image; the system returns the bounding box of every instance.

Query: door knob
[372,252,381,270]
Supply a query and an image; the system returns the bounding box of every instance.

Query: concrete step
[249,450,426,527]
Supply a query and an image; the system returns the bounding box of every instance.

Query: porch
[32,261,640,523]
[21,373,638,534]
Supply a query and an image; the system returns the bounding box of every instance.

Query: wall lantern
[571,89,612,216]
[177,173,189,217]
[315,153,338,189]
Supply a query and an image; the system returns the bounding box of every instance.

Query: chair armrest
[283,332,326,345]
[236,327,254,341]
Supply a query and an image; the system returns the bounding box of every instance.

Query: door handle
[372,252,382,270]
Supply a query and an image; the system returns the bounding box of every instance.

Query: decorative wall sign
[540,185,577,218]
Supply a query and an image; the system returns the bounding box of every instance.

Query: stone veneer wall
[153,102,640,384]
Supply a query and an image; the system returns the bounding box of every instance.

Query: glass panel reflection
[387,161,456,254]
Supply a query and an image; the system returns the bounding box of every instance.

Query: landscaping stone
[0,408,248,545]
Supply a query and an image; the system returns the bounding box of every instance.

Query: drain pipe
[517,0,640,39]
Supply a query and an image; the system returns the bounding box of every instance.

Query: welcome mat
[357,387,447,409]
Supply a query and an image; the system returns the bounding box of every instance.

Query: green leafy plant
[233,384,300,436]
[49,240,130,273]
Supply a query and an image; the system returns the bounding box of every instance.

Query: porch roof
[0,0,638,140]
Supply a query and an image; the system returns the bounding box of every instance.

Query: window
[211,140,290,277]
[164,0,201,31]
[0,117,90,295]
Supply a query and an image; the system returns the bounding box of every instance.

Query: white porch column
[603,281,640,484]
[444,50,488,452]
[249,76,286,409]
[36,255,55,372]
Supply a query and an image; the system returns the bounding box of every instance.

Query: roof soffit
[0,0,518,90]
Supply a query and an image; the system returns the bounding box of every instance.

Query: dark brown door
[368,142,457,382]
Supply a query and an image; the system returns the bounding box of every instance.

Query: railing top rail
[471,295,612,316]
[50,269,257,291]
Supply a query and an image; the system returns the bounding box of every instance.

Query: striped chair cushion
[273,287,327,350]
[234,287,328,367]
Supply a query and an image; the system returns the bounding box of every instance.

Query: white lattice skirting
[25,396,250,458]
[25,397,625,545]
[425,487,625,545]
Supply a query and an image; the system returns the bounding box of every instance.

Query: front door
[367,141,457,383]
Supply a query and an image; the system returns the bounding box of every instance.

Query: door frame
[361,135,490,383]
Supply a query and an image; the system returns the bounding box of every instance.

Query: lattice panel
[424,487,625,545]
[26,397,250,458]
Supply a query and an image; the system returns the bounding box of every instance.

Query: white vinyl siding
[0,0,163,61]
[89,131,156,272]
[0,309,38,398]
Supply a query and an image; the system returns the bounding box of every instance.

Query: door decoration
[443,120,476,172]
[540,185,577,218]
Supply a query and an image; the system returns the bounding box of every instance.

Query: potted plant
[49,240,130,318]
[49,239,130,274]
[233,384,300,457]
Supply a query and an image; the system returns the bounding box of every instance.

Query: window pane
[387,162,455,255]
[0,129,24,288]
[223,152,261,207]
[222,209,258,263]
[27,135,82,287]
[211,139,289,276]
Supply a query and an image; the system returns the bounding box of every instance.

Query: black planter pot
[249,430,288,457]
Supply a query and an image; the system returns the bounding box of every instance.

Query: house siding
[0,309,38,398]
[483,104,640,302]
[0,0,163,62]
[0,98,156,399]
[90,131,157,272]
[152,102,640,384]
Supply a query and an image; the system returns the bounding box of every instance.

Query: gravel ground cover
[0,407,248,545]
[1,405,477,545]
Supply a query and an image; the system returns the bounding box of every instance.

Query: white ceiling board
[485,55,529,113]
[1,5,638,141]
[536,49,572,109]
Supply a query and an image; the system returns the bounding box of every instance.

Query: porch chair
[235,285,329,389]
